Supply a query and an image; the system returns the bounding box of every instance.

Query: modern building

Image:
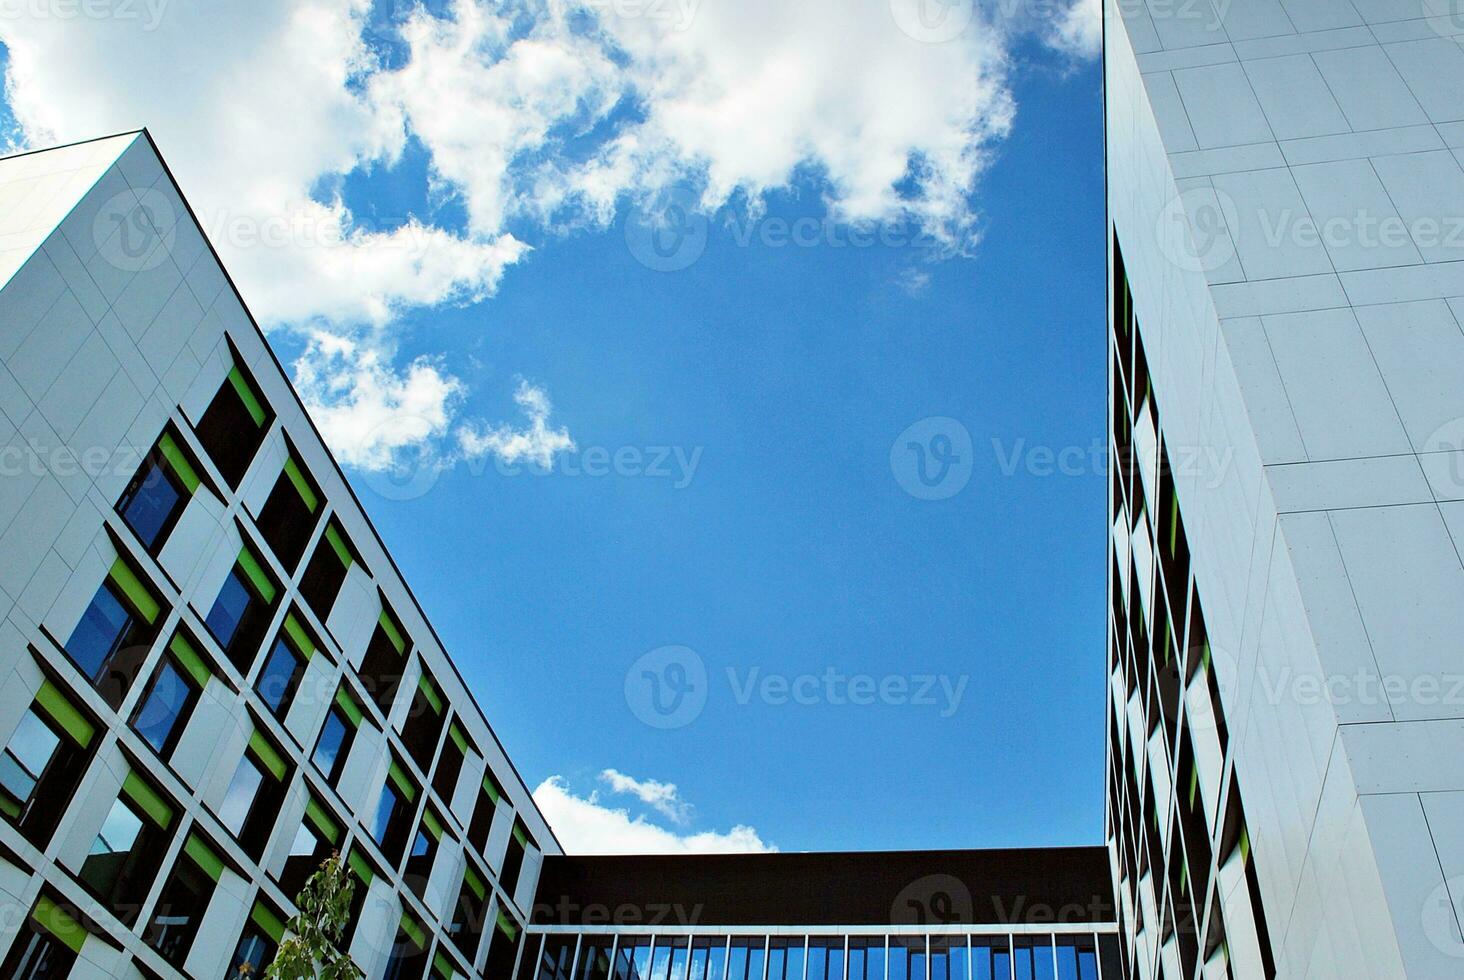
[1105,0,1464,976]
[0,131,556,979]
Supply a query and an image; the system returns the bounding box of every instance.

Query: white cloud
[600,768,691,823]
[0,0,1096,469]
[1046,0,1103,58]
[457,378,576,468]
[534,775,776,855]
[896,268,933,297]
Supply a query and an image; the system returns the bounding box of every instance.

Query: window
[615,937,653,980]
[500,819,534,901]
[255,454,321,570]
[131,649,204,758]
[195,361,272,488]
[299,521,354,620]
[972,941,1010,980]
[255,614,314,718]
[483,912,523,980]
[383,913,430,980]
[0,681,95,845]
[279,797,341,903]
[144,834,224,967]
[769,939,804,980]
[404,807,444,897]
[579,938,616,980]
[930,938,968,980]
[469,770,505,854]
[313,685,362,784]
[848,939,885,980]
[66,558,161,707]
[0,896,87,978]
[807,939,843,980]
[433,721,470,803]
[342,849,377,948]
[218,730,291,859]
[449,862,489,958]
[79,774,174,925]
[539,937,577,980]
[373,758,418,865]
[359,607,409,715]
[117,431,203,552]
[229,902,285,978]
[206,546,278,672]
[402,669,447,771]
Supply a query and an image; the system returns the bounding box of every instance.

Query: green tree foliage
[258,852,363,980]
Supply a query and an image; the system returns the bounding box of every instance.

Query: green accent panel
[35,681,94,748]
[0,795,21,819]
[511,822,528,847]
[282,613,315,659]
[1239,826,1251,866]
[463,864,486,900]
[422,808,443,841]
[433,951,456,979]
[251,901,286,943]
[417,674,443,715]
[158,433,201,494]
[378,610,406,653]
[387,761,418,802]
[32,896,87,954]
[448,723,468,754]
[236,547,277,604]
[324,524,353,568]
[185,834,225,882]
[482,773,502,804]
[1168,495,1180,557]
[228,367,267,427]
[248,731,288,781]
[399,913,427,949]
[108,558,160,624]
[334,686,363,728]
[1188,766,1199,808]
[305,798,341,845]
[169,633,211,690]
[121,773,174,829]
[283,457,319,513]
[347,849,374,885]
[496,911,518,939]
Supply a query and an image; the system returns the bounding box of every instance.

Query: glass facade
[1107,238,1275,980]
[517,934,1118,980]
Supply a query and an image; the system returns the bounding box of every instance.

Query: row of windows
[522,935,1119,980]
[1105,238,1275,980]
[0,353,543,978]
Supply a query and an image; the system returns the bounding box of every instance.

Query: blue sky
[0,0,1103,853]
